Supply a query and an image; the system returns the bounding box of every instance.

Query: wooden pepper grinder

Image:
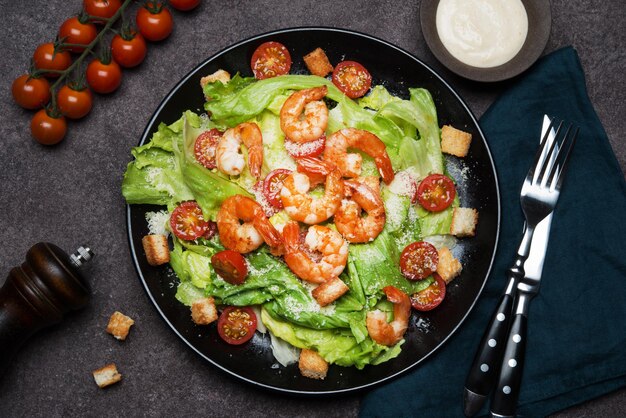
[0,242,93,376]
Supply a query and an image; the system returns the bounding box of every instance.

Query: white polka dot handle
[490,313,528,417]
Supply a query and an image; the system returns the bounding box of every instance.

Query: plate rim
[125,26,501,395]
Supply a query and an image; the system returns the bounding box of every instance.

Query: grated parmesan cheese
[145,210,170,236]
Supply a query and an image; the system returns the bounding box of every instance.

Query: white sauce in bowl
[436,0,529,68]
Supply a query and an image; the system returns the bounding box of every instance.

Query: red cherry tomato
[410,273,446,311]
[217,306,257,345]
[111,32,147,68]
[58,16,97,53]
[263,169,292,209]
[169,201,208,240]
[416,174,456,212]
[83,0,122,23]
[203,220,217,240]
[86,58,122,94]
[284,134,325,159]
[57,85,93,119]
[211,250,248,285]
[400,241,439,281]
[136,2,173,42]
[33,43,72,78]
[332,60,372,99]
[30,109,67,145]
[194,129,222,169]
[12,75,51,109]
[169,0,201,11]
[250,41,292,80]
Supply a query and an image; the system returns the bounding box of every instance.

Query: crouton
[441,125,472,157]
[312,277,349,307]
[191,297,218,325]
[106,311,135,341]
[437,247,463,284]
[298,349,328,380]
[303,48,334,77]
[200,69,231,89]
[142,234,170,266]
[450,208,479,237]
[92,363,122,388]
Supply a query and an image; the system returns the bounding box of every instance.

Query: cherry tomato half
[57,85,93,119]
[211,250,248,285]
[169,201,208,240]
[416,174,456,212]
[204,220,217,240]
[83,0,122,23]
[169,0,201,11]
[332,60,372,99]
[284,134,325,159]
[263,169,292,209]
[30,109,67,145]
[400,241,439,281]
[410,273,446,311]
[194,129,222,169]
[217,306,257,345]
[59,16,98,53]
[12,75,51,109]
[86,58,122,94]
[136,2,173,42]
[33,43,72,78]
[250,41,291,80]
[111,32,147,68]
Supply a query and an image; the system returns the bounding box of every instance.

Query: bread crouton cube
[437,247,463,284]
[191,297,218,325]
[142,234,170,266]
[298,349,329,380]
[106,311,135,341]
[200,69,231,89]
[312,277,349,307]
[441,125,472,157]
[92,363,122,388]
[303,48,334,77]
[450,208,479,237]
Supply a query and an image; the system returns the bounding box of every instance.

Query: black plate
[126,27,500,394]
[421,0,552,82]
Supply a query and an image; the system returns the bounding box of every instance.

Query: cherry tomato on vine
[169,201,209,240]
[136,2,173,42]
[410,273,446,311]
[416,174,456,212]
[111,31,147,68]
[30,109,67,145]
[194,129,222,169]
[169,0,201,11]
[250,41,291,79]
[86,57,122,94]
[211,250,248,285]
[57,85,93,119]
[12,75,51,109]
[58,16,98,53]
[262,169,292,209]
[284,135,325,159]
[400,241,439,281]
[332,60,372,99]
[217,306,257,345]
[33,43,72,77]
[83,0,122,23]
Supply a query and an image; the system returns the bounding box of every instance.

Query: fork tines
[530,118,578,191]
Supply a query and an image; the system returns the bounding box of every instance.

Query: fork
[463,119,578,417]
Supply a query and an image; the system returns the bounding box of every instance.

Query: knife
[463,116,555,416]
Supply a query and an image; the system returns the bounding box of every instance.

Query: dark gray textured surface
[0,1,624,417]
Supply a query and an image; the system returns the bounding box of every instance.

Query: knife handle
[463,293,514,416]
[490,313,528,418]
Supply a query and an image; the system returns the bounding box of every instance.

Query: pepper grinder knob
[0,242,93,376]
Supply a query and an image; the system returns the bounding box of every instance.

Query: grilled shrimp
[216,122,264,178]
[280,86,329,143]
[366,286,411,346]
[280,157,344,224]
[282,221,348,284]
[217,195,284,254]
[324,128,395,184]
[335,180,386,243]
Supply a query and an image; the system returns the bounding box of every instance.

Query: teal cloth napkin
[360,47,626,417]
